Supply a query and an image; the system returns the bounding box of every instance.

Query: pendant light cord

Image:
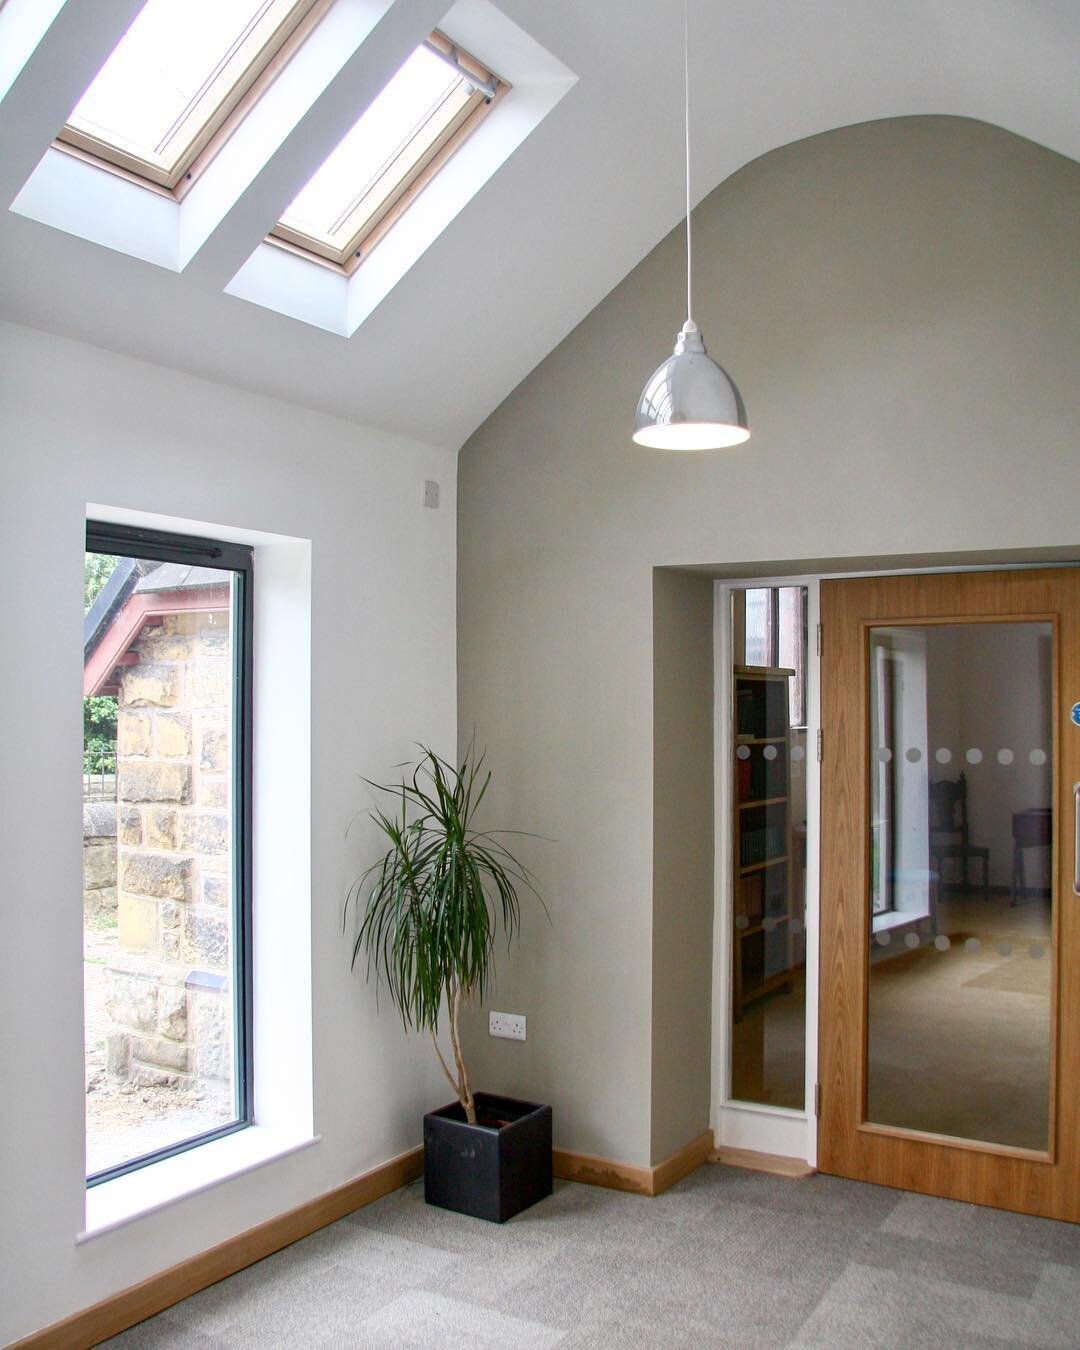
[684,0,692,325]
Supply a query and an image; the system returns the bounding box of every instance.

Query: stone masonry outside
[84,584,236,1175]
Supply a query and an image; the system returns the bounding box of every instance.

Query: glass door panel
[865,622,1053,1151]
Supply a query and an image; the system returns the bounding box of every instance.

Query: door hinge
[814,1083,822,1117]
[816,623,823,657]
[816,728,824,763]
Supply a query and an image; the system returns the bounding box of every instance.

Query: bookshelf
[733,664,795,1019]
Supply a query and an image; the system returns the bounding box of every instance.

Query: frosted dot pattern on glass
[1030,749,1047,766]
[905,747,922,763]
[934,935,951,951]
[997,748,1014,765]
[736,744,751,760]
[904,932,920,949]
[935,747,952,764]
[792,745,805,762]
[763,745,778,761]
[966,748,983,764]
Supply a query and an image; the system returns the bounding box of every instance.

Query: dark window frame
[85,520,254,1187]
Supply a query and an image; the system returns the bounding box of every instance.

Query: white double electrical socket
[489,1010,526,1041]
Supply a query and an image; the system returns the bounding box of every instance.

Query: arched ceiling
[1,0,1077,450]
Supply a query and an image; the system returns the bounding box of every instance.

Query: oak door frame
[818,567,1080,1220]
[708,557,1079,1175]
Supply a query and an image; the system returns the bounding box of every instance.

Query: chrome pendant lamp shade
[633,320,748,450]
[632,0,749,451]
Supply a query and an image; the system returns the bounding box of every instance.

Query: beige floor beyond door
[818,568,1080,1221]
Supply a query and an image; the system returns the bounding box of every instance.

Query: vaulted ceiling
[1,0,1077,449]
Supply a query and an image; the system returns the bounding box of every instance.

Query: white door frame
[711,574,822,1166]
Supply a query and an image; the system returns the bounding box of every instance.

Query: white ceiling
[1,0,1077,451]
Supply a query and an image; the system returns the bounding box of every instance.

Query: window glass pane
[778,586,807,727]
[731,588,808,1110]
[743,587,773,667]
[866,623,1053,1150]
[275,43,481,258]
[66,0,304,179]
[84,548,241,1178]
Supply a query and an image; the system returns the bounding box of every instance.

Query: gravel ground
[83,927,231,1176]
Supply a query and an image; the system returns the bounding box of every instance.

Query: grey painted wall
[457,116,1080,1168]
[651,571,715,1163]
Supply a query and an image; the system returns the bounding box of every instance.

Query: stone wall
[83,802,117,921]
[103,608,234,1098]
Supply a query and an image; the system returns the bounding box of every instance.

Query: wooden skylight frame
[268,32,508,274]
[55,0,331,199]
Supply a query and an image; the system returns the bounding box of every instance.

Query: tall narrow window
[270,33,505,269]
[83,522,252,1183]
[730,586,808,1110]
[59,0,322,191]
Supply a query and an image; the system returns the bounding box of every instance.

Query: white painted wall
[0,320,456,1344]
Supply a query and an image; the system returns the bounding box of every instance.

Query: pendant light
[632,0,749,450]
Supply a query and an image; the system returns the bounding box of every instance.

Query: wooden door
[819,568,1080,1220]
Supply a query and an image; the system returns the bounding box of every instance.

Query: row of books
[736,752,787,802]
[740,825,786,866]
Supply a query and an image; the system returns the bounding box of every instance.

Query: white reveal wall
[0,320,456,1344]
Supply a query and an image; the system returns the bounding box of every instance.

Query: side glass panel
[83,543,247,1179]
[866,622,1053,1151]
[730,586,808,1109]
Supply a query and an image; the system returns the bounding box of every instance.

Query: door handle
[1075,782,1080,896]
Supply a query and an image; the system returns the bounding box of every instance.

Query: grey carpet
[103,1165,1080,1348]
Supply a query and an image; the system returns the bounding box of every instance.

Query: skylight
[60,0,319,191]
[271,34,503,269]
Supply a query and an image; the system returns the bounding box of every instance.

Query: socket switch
[489,1010,526,1041]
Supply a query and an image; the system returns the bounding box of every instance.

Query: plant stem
[430,1029,461,1101]
[448,985,476,1124]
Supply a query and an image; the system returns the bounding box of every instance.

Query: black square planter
[423,1092,553,1223]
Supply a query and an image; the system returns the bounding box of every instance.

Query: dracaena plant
[346,745,542,1125]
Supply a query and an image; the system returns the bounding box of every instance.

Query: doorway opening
[709,556,1077,1218]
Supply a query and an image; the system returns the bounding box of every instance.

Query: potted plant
[346,745,551,1223]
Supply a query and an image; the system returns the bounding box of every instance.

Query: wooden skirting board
[553,1129,715,1197]
[711,1144,816,1179]
[11,1147,424,1350]
[15,1130,808,1347]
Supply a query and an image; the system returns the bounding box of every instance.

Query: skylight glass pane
[277,45,471,253]
[66,0,304,180]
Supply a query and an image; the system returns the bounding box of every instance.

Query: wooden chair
[928,772,990,902]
